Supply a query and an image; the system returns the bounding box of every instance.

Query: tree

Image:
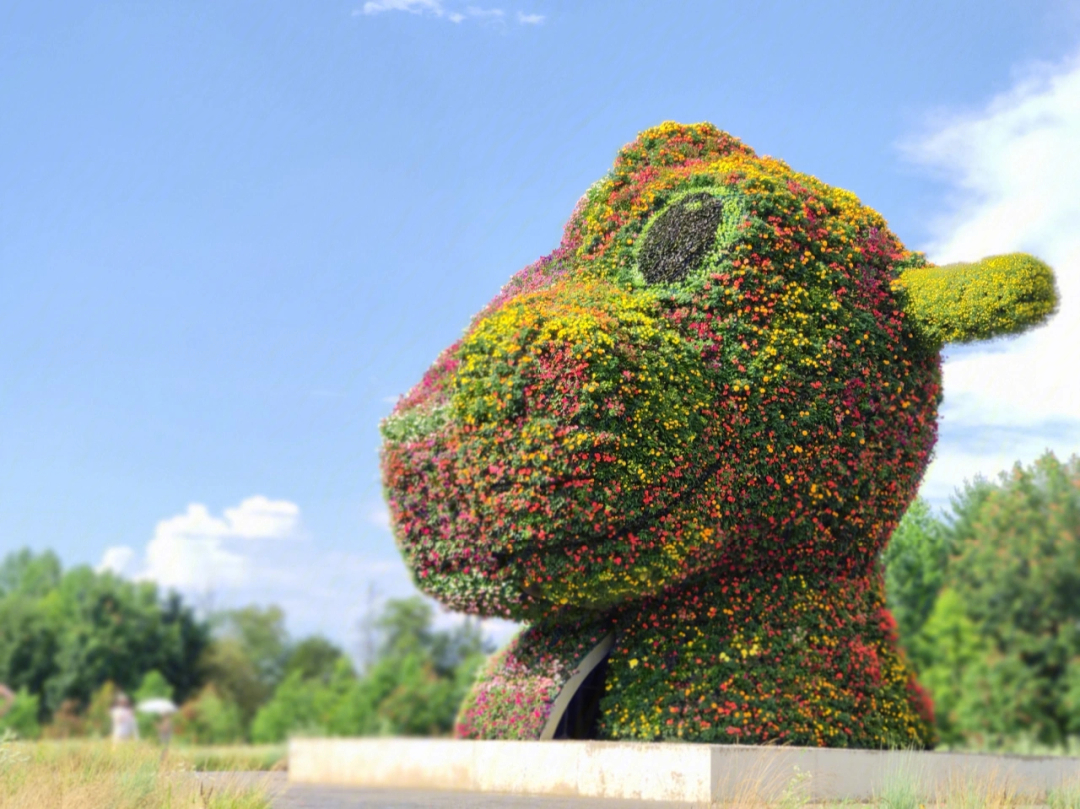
[0,551,209,719]
[373,596,488,677]
[198,636,266,730]
[882,498,951,670]
[251,658,366,743]
[0,549,61,598]
[0,594,58,717]
[0,687,41,739]
[133,670,174,740]
[284,636,349,684]
[913,588,990,745]
[83,681,118,738]
[173,684,245,745]
[938,453,1080,747]
[42,567,207,712]
[251,596,491,742]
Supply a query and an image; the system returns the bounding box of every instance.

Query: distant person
[0,683,14,718]
[110,693,139,743]
[156,712,173,748]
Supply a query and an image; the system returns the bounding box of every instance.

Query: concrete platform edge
[288,738,1080,801]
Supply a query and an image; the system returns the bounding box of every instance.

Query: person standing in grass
[0,684,13,718]
[110,693,138,743]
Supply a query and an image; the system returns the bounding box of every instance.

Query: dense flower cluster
[602,564,935,746]
[380,122,1056,747]
[895,252,1057,347]
[455,618,608,740]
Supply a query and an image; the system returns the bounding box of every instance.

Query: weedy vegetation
[0,734,271,809]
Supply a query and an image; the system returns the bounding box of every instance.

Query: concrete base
[288,738,1080,803]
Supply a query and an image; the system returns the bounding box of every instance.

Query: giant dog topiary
[380,122,1058,748]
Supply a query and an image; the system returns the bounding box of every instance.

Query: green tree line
[884,451,1080,750]
[0,551,488,743]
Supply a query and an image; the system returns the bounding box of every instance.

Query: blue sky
[3,0,1080,647]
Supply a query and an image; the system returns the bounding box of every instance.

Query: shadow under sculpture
[379,122,1059,747]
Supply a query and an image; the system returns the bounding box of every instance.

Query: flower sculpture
[380,122,1058,747]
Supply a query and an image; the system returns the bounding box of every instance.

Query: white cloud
[97,545,135,576]
[357,0,526,25]
[224,495,301,540]
[360,0,445,15]
[903,50,1080,504]
[108,496,305,590]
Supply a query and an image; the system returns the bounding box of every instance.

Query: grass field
[167,744,286,772]
[0,734,273,809]
[4,733,1080,807]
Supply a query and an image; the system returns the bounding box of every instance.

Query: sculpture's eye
[638,192,725,285]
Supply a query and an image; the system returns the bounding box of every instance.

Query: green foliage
[896,252,1059,347]
[212,606,290,689]
[0,593,58,717]
[940,453,1080,747]
[882,498,951,670]
[0,548,63,598]
[284,636,348,683]
[199,637,268,731]
[373,596,487,677]
[0,550,208,721]
[251,659,367,743]
[251,596,489,742]
[0,687,41,739]
[201,605,290,731]
[885,453,1080,750]
[0,548,489,743]
[83,680,118,738]
[174,684,246,745]
[169,744,286,772]
[134,670,173,702]
[913,589,990,745]
[368,653,464,736]
[134,669,174,739]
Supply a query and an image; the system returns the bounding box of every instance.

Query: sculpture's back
[380,122,1058,746]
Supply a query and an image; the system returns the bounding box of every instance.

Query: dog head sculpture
[381,122,1057,623]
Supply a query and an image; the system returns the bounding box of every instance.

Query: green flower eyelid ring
[379,122,1058,746]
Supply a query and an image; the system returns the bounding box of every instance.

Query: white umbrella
[136,697,178,715]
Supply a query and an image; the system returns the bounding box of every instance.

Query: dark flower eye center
[638,192,725,285]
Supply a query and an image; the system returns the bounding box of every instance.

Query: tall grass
[876,763,1080,809]
[0,735,271,809]
[168,745,286,773]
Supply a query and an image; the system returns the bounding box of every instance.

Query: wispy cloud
[359,0,445,15]
[95,496,515,651]
[356,0,541,26]
[99,496,304,590]
[903,50,1080,504]
[466,6,504,19]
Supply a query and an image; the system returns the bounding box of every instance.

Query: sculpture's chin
[382,401,741,621]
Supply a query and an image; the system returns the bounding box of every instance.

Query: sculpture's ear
[893,253,1058,348]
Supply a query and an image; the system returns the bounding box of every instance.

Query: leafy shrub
[174,685,245,745]
[0,687,40,739]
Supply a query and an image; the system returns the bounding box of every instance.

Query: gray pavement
[276,784,696,808]
[196,773,698,808]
